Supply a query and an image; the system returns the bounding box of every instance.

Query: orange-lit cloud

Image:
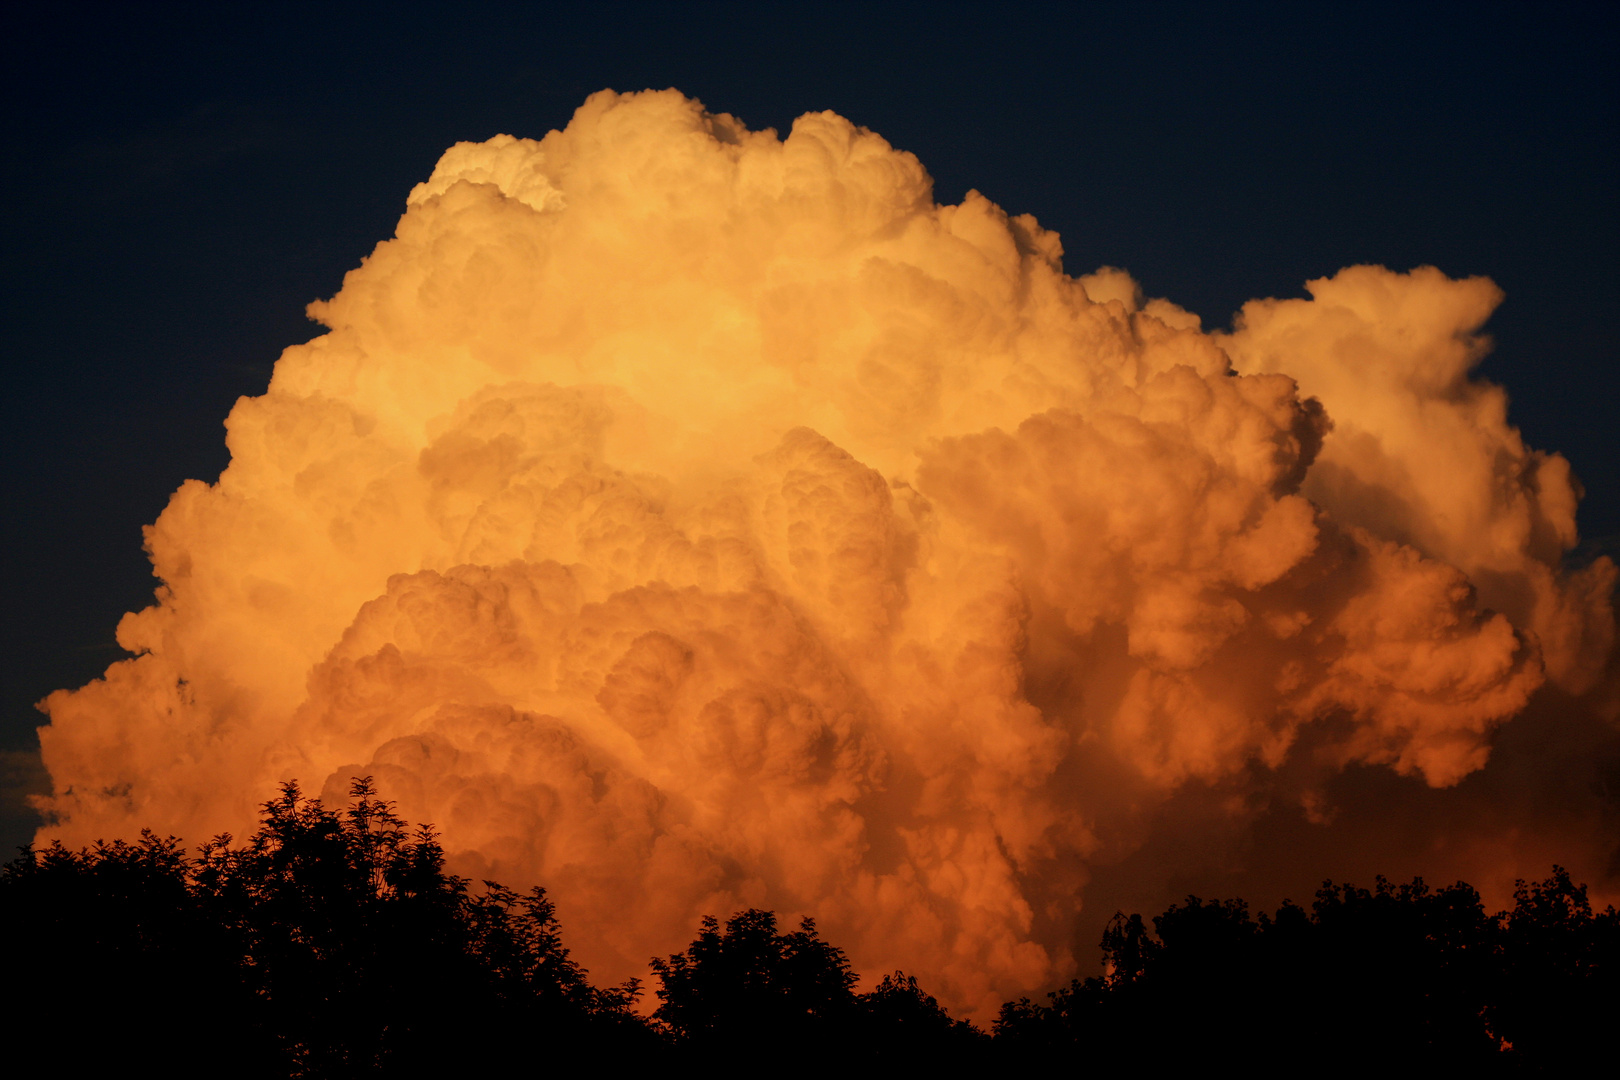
[36,90,1616,1016]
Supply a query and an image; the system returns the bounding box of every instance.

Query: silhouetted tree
[11,784,1611,1074]
[652,909,858,1058]
[858,970,988,1064]
[3,829,280,1074]
[1290,876,1505,1068]
[3,778,653,1076]
[1493,866,1620,1067]
[652,908,985,1065]
[993,869,1614,1073]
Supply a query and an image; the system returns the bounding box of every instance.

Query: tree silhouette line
[5,779,1612,1075]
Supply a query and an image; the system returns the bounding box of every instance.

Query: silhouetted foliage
[651,908,987,1066]
[995,868,1617,1073]
[8,783,1612,1075]
[1494,866,1620,1067]
[652,909,855,1050]
[3,779,651,1076]
[4,827,280,1074]
[857,970,987,1064]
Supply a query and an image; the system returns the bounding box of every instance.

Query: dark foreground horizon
[7,779,1612,1075]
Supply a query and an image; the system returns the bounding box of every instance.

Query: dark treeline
[997,871,1616,1073]
[5,781,1612,1075]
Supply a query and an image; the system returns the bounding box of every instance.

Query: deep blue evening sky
[2,1,1615,854]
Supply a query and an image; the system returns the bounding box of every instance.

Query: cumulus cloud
[36,90,1615,1015]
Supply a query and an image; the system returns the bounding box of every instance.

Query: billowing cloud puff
[37,90,1614,1015]
[1221,266,1615,695]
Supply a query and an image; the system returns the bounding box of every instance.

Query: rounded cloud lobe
[38,90,1615,1015]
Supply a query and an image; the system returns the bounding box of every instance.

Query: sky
[2,1,1616,1001]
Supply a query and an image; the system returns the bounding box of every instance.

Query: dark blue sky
[2,1,1615,854]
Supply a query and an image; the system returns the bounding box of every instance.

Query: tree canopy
[5,779,649,1075]
[5,779,1611,1074]
[995,870,1619,1072]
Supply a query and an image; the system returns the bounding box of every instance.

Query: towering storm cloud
[37,90,1616,1014]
